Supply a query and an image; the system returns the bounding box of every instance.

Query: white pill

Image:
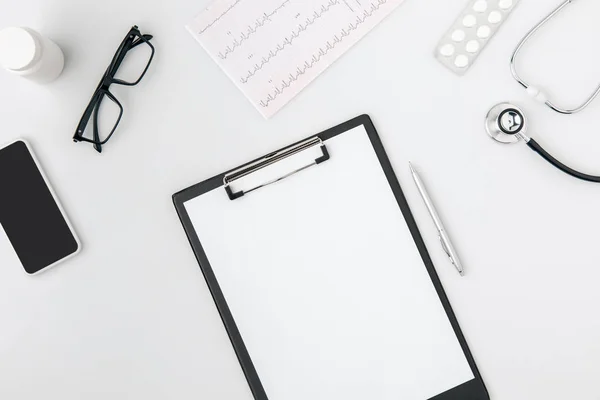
[452,29,466,42]
[473,0,488,13]
[463,14,477,28]
[455,55,469,68]
[477,25,491,39]
[488,11,502,24]
[466,40,480,53]
[499,0,513,10]
[439,44,455,57]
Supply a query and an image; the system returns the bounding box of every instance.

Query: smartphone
[0,140,80,274]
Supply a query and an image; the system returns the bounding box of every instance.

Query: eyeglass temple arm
[131,34,153,48]
[92,99,103,153]
[74,90,103,140]
[510,0,600,115]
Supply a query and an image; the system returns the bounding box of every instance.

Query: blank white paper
[184,125,474,400]
[187,0,405,118]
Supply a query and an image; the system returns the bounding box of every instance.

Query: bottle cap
[0,27,40,71]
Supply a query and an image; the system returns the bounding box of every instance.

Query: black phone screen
[0,141,79,274]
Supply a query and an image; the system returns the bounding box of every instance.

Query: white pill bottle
[0,27,64,83]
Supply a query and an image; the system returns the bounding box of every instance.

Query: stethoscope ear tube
[510,0,600,115]
[526,139,600,183]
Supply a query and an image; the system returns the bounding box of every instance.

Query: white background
[1,0,600,399]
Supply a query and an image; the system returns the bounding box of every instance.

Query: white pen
[409,162,464,276]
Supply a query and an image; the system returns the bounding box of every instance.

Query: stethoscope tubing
[503,0,600,181]
[486,103,600,183]
[526,138,600,182]
[510,0,600,115]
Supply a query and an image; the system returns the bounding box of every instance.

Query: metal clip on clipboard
[223,137,330,200]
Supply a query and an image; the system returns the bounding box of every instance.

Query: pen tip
[408,161,415,172]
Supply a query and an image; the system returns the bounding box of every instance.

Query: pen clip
[439,233,465,276]
[439,234,453,262]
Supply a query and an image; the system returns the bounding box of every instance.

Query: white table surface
[1,1,600,399]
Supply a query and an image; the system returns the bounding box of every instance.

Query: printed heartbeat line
[218,0,291,60]
[240,0,340,84]
[259,0,389,108]
[197,0,244,35]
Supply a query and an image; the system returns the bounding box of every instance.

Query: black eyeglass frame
[73,25,155,153]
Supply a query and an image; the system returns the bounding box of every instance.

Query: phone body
[0,139,80,274]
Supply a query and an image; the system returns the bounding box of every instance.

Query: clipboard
[173,115,489,400]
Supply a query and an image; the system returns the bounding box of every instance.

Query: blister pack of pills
[435,0,519,75]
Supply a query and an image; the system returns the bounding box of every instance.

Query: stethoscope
[485,0,600,183]
[510,0,600,115]
[485,103,600,182]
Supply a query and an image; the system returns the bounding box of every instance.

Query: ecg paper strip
[187,0,405,118]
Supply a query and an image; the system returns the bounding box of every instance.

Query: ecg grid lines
[218,0,291,60]
[259,0,390,108]
[197,0,244,35]
[188,0,402,117]
[240,0,342,84]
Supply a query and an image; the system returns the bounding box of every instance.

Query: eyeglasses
[73,26,155,153]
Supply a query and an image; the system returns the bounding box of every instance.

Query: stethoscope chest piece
[485,103,528,144]
[484,102,600,183]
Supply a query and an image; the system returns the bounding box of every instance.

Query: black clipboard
[173,115,489,400]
